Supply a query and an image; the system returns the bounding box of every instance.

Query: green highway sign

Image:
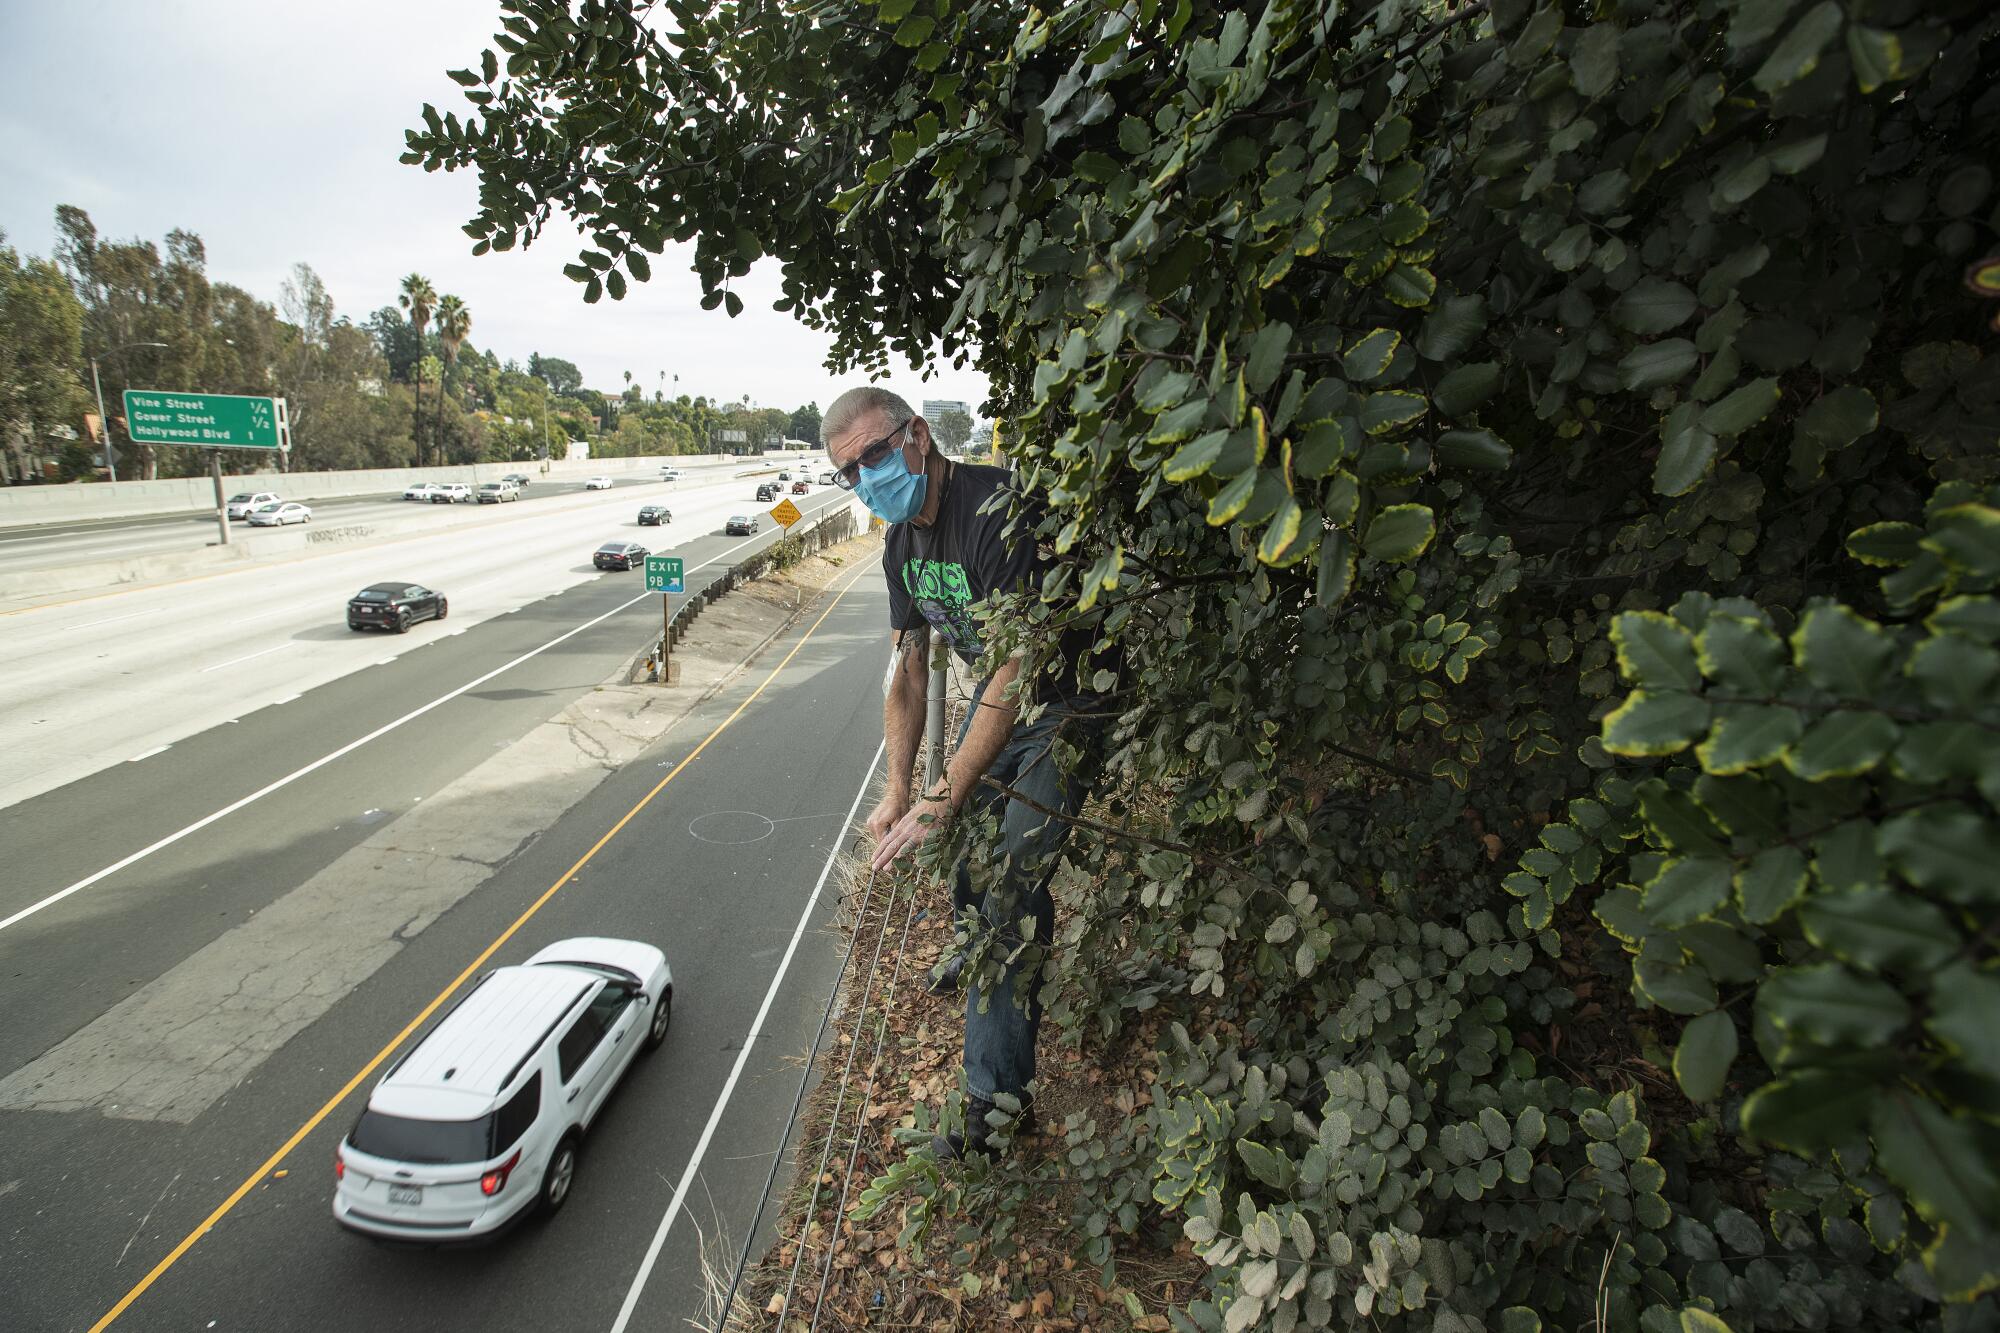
[646,555,685,593]
[122,390,288,450]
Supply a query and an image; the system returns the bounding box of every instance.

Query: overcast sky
[0,0,991,423]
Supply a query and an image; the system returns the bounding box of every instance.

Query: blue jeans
[951,692,1104,1107]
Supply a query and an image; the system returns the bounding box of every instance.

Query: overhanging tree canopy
[411,0,2000,1326]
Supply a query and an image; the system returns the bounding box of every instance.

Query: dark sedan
[347,582,447,634]
[637,505,673,526]
[724,514,759,536]
[595,541,649,570]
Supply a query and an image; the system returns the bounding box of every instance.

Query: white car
[226,490,280,519]
[403,482,441,501]
[334,937,672,1241]
[818,470,838,486]
[585,476,614,491]
[431,483,473,504]
[246,501,312,526]
[658,467,683,481]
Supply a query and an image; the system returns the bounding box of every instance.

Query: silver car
[246,501,312,526]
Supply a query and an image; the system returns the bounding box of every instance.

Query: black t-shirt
[884,463,1101,698]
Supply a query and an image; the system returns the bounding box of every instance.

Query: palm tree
[433,295,471,465]
[399,274,437,465]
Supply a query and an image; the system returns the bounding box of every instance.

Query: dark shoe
[931,1098,1037,1161]
[925,951,966,997]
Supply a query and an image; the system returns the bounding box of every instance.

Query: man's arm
[872,653,1023,870]
[935,655,1021,810]
[869,626,930,841]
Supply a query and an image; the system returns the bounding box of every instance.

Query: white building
[922,398,970,422]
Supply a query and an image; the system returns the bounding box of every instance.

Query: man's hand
[872,791,953,871]
[866,793,910,845]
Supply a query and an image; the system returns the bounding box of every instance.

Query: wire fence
[709,857,922,1332]
[709,605,984,1331]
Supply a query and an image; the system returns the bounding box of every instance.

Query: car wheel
[348,621,364,632]
[435,598,449,621]
[538,1135,579,1217]
[394,611,411,635]
[644,989,673,1050]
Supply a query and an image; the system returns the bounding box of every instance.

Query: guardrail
[637,503,860,684]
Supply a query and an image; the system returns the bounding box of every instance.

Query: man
[823,385,1106,1159]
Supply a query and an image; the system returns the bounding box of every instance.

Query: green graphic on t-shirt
[902,556,983,658]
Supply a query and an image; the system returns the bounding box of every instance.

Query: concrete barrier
[0,451,815,530]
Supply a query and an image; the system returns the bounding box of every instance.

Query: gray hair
[824,386,914,448]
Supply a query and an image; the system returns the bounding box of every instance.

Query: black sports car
[347,582,447,634]
[637,505,673,526]
[595,541,649,570]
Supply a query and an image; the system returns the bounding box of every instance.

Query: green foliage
[412,0,2000,1326]
[0,231,88,480]
[1575,482,2000,1301]
[9,205,781,478]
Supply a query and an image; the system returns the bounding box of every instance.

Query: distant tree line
[0,206,822,482]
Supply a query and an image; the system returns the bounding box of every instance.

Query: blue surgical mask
[854,445,928,523]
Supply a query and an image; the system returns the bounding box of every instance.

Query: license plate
[389,1184,422,1206]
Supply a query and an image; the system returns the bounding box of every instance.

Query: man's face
[827,410,925,486]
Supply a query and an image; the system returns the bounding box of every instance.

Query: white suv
[333,937,672,1241]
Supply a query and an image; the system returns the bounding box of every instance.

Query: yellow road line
[87,561,874,1332]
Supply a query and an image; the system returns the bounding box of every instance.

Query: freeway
[0,475,630,546]
[0,503,899,1329]
[0,459,809,580]
[0,470,848,809]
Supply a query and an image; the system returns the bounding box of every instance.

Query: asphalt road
[0,473,853,809]
[0,457,818,578]
[0,452,828,544]
[0,530,896,1330]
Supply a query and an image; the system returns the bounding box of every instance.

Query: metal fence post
[923,645,948,792]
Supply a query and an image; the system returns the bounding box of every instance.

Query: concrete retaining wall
[0,451,817,529]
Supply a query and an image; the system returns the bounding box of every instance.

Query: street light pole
[89,341,169,483]
[90,358,116,482]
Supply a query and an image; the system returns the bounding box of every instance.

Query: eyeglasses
[831,420,910,490]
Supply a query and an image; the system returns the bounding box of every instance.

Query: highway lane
[0,495,860,1065]
[0,455,818,560]
[0,478,660,575]
[0,477,854,809]
[0,564,893,1332]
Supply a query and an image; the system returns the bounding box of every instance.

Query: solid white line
[0,506,848,938]
[197,643,296,673]
[273,693,301,706]
[69,608,171,630]
[608,739,883,1333]
[127,746,170,763]
[0,587,653,936]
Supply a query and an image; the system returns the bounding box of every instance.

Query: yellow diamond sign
[769,498,802,528]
